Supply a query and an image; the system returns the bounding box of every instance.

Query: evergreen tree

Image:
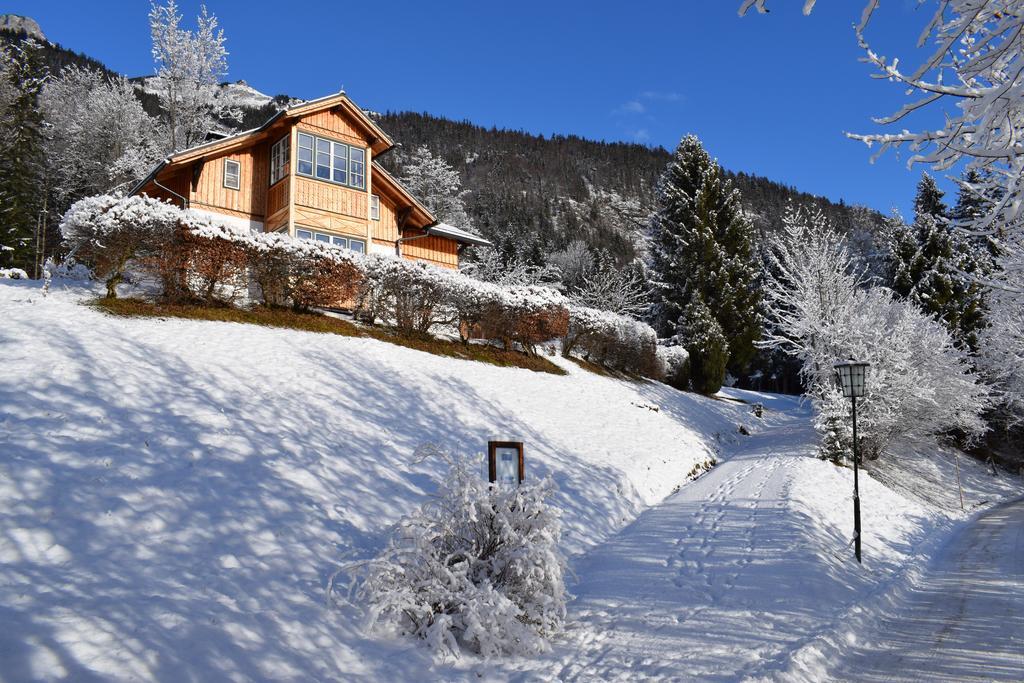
[889,173,987,351]
[678,297,729,394]
[0,39,46,272]
[649,135,760,378]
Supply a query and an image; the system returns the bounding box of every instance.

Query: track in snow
[547,408,848,682]
[826,497,1024,682]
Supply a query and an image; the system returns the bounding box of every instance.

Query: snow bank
[0,280,743,681]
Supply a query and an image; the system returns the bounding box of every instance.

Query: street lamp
[834,359,869,564]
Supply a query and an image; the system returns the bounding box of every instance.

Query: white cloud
[614,100,647,115]
[640,90,684,102]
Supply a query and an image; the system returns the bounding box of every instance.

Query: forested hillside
[374,111,885,266]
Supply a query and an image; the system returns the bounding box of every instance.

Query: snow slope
[0,281,742,681]
[504,406,1020,681]
[1,280,1019,681]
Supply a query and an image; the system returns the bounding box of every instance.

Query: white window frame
[370,194,380,221]
[297,132,314,177]
[294,130,367,191]
[270,135,289,185]
[223,159,241,190]
[296,227,366,253]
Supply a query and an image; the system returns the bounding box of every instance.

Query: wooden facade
[131,91,485,269]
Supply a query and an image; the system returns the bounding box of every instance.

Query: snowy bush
[467,285,569,353]
[42,256,91,281]
[60,194,183,298]
[0,267,29,279]
[356,255,460,334]
[349,447,567,658]
[563,304,659,376]
[656,344,690,390]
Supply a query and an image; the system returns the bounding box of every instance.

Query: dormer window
[223,159,240,190]
[296,131,366,190]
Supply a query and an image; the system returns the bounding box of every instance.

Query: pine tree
[649,135,760,378]
[0,40,46,272]
[678,297,729,394]
[889,173,987,351]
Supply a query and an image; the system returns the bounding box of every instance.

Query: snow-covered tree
[887,175,988,351]
[40,66,162,209]
[345,446,567,658]
[740,0,1024,298]
[399,145,472,228]
[569,251,649,319]
[460,244,560,287]
[0,39,46,272]
[761,205,991,459]
[976,285,1024,426]
[548,240,593,292]
[649,134,760,376]
[677,297,729,394]
[149,0,239,152]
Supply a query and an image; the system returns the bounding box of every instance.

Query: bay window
[270,135,289,185]
[296,131,366,190]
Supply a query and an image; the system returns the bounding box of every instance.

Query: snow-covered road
[827,496,1024,682]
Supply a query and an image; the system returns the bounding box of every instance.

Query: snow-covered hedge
[190,219,362,309]
[347,448,567,658]
[563,304,659,376]
[58,194,669,374]
[0,267,29,279]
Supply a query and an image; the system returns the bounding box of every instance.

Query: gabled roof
[371,161,436,229]
[130,90,393,195]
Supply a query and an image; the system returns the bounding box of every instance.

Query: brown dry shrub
[475,303,569,354]
[291,253,363,311]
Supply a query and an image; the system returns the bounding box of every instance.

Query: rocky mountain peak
[0,15,46,42]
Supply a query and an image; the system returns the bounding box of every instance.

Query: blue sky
[16,0,953,217]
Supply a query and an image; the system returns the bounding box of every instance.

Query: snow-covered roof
[427,223,492,247]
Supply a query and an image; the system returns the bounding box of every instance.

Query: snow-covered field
[1,280,1019,681]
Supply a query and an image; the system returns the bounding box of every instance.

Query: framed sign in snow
[488,441,524,487]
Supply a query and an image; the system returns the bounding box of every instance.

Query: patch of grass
[91,297,566,375]
[566,356,645,381]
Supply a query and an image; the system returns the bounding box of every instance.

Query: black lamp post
[834,359,869,564]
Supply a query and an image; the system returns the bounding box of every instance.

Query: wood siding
[142,171,189,208]
[293,206,369,239]
[267,176,288,217]
[189,144,268,220]
[403,233,459,269]
[373,193,399,242]
[293,176,368,220]
[297,109,368,147]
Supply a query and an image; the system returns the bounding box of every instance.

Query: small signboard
[488,441,524,487]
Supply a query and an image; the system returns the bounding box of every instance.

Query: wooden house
[130,91,489,269]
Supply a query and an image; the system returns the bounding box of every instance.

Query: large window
[270,135,289,185]
[296,227,366,253]
[296,131,366,190]
[223,159,240,190]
